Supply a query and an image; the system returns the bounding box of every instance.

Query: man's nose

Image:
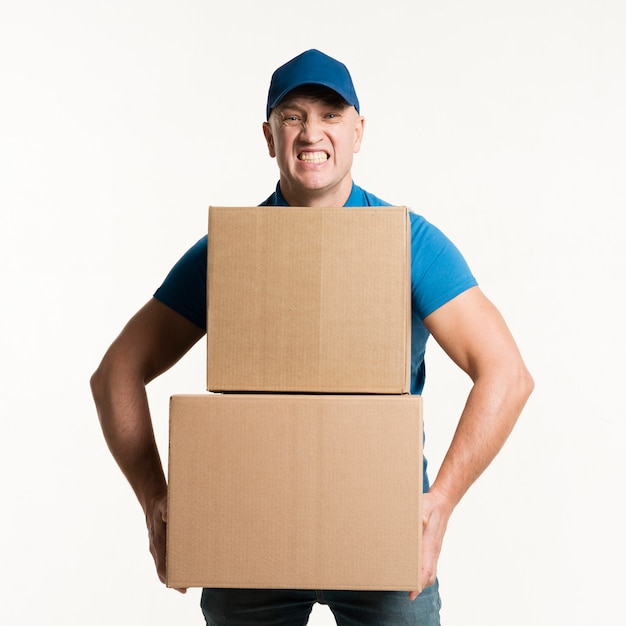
[299,118,323,143]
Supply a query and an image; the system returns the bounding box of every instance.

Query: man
[91,49,533,625]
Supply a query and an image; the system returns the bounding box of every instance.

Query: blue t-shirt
[154,182,478,490]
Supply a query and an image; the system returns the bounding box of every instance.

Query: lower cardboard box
[166,393,423,591]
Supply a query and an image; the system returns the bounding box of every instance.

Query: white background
[1,1,624,624]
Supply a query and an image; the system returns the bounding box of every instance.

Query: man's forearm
[90,365,167,512]
[428,363,533,511]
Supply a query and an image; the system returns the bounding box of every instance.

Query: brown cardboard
[206,206,411,394]
[166,393,423,591]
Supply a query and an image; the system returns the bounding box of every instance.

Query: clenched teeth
[298,151,328,163]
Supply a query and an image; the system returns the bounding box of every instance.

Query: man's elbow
[512,361,535,408]
[90,354,120,417]
[90,362,107,416]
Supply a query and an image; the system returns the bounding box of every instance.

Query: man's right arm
[90,297,205,588]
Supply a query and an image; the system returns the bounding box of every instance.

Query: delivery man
[91,49,533,625]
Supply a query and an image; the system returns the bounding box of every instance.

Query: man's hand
[146,493,187,594]
[408,490,452,601]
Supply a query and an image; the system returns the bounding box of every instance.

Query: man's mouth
[298,151,329,163]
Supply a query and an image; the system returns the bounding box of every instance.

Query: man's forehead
[273,85,353,114]
[276,94,351,111]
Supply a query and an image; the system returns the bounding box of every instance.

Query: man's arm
[90,297,205,589]
[410,285,534,599]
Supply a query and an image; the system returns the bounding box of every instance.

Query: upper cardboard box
[166,393,423,591]
[206,206,411,393]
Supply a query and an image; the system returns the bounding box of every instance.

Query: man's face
[262,94,364,206]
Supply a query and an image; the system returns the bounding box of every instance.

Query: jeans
[200,581,441,625]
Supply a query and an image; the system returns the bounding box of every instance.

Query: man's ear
[262,122,276,158]
[353,115,365,154]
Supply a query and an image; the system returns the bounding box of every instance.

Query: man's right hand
[146,493,187,593]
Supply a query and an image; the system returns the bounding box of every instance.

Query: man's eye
[325,112,341,121]
[283,115,301,125]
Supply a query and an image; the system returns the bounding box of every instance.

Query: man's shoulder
[347,184,391,207]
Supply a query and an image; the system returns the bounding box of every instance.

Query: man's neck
[279,179,353,208]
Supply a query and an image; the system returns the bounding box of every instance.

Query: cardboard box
[206,206,411,394]
[166,393,423,591]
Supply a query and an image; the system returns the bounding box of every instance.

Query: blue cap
[266,49,360,119]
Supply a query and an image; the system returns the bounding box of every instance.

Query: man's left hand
[408,490,452,601]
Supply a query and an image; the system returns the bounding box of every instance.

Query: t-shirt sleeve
[153,235,208,331]
[410,212,478,319]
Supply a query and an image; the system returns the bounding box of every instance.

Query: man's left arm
[409,285,534,599]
